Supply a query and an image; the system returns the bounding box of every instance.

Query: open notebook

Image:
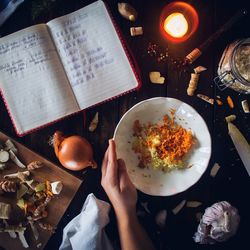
[0,0,140,136]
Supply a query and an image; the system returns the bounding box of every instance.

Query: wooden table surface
[1,0,250,249]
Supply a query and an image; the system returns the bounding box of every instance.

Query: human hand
[101,139,137,219]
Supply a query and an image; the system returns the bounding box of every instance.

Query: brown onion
[53,131,97,171]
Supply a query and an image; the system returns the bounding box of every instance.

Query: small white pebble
[149,71,165,84]
[130,27,143,36]
[241,100,249,113]
[172,200,186,215]
[186,201,202,208]
[141,202,150,213]
[155,210,167,228]
[210,163,221,177]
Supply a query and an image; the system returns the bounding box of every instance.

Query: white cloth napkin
[59,193,113,250]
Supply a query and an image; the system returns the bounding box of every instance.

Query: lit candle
[163,12,188,38]
[159,2,199,43]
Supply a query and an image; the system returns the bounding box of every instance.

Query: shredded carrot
[24,202,28,215]
[150,117,193,162]
[46,190,53,197]
[45,180,53,197]
[227,96,234,109]
[45,180,51,191]
[132,114,195,171]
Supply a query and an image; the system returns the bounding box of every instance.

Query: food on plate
[0,139,62,248]
[132,113,195,172]
[53,131,97,171]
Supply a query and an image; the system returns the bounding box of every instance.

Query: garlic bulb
[194,201,240,244]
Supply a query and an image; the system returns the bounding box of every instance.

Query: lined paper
[47,0,139,110]
[0,24,79,133]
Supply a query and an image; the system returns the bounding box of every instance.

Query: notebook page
[0,24,79,134]
[47,0,139,110]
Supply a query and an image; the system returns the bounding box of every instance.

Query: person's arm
[101,139,155,250]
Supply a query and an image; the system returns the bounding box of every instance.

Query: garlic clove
[118,2,137,21]
[149,71,165,84]
[210,163,221,177]
[172,200,186,215]
[51,181,63,195]
[89,112,99,132]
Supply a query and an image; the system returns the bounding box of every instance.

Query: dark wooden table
[1,0,250,249]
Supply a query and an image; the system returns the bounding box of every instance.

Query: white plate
[114,97,212,196]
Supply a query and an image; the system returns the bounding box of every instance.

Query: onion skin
[53,132,97,171]
[53,131,64,158]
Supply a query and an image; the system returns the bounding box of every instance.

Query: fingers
[101,146,109,178]
[105,139,118,186]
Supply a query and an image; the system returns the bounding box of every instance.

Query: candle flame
[164,12,188,38]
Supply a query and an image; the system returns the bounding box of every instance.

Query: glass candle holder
[160,2,199,43]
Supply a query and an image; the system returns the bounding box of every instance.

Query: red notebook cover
[0,0,142,137]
